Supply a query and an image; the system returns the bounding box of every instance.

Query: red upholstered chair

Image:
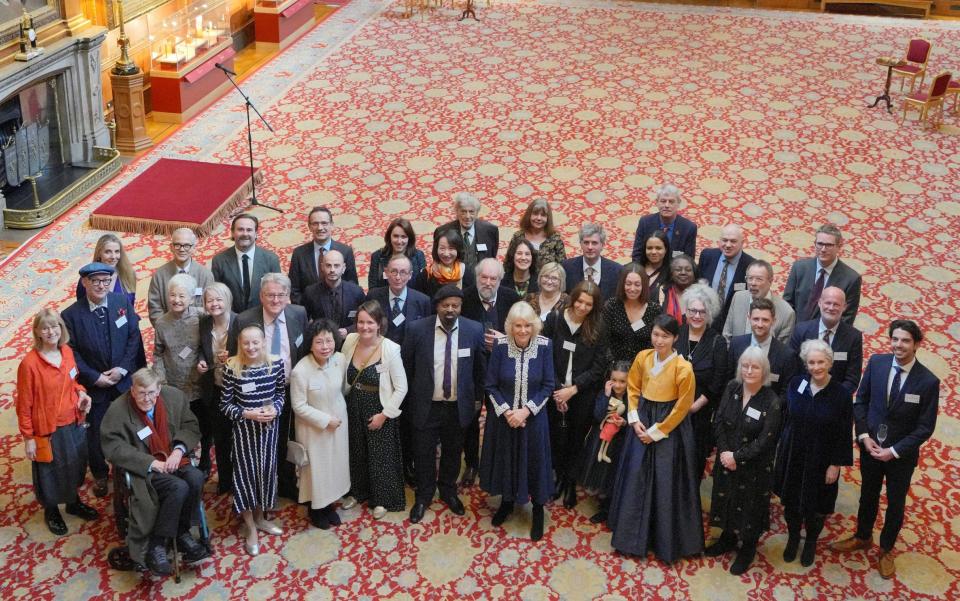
[901,71,952,128]
[892,38,932,94]
[947,79,960,114]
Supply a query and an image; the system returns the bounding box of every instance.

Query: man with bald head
[723,259,795,344]
[147,228,215,326]
[789,286,864,394]
[301,249,365,338]
[697,224,755,329]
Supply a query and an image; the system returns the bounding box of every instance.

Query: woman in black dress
[197,282,236,493]
[707,346,783,575]
[602,263,662,364]
[638,230,671,293]
[544,281,606,508]
[774,339,853,567]
[503,237,539,298]
[673,282,728,479]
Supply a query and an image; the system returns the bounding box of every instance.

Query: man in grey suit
[229,273,309,501]
[147,228,215,325]
[211,213,281,314]
[783,223,861,324]
[723,259,795,344]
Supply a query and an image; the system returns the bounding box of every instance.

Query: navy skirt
[607,398,704,561]
[33,423,88,508]
[479,405,553,506]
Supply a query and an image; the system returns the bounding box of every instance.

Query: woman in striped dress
[220,325,285,556]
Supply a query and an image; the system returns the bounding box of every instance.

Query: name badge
[905,393,920,404]
[672,250,685,257]
[797,379,808,394]
[769,373,780,383]
[241,382,257,393]
[562,340,576,352]
[375,364,385,373]
[137,426,152,441]
[348,310,357,319]
[834,351,848,361]
[194,287,203,297]
[630,319,645,332]
[115,315,128,328]
[69,367,78,379]
[457,348,471,358]
[745,406,762,420]
[393,314,406,326]
[308,379,324,391]
[178,346,193,359]
[476,243,488,252]
[295,334,304,347]
[734,283,746,291]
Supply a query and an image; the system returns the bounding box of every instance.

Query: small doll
[597,396,625,463]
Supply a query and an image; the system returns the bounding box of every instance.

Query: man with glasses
[229,273,308,500]
[631,183,698,262]
[783,223,861,324]
[289,206,358,305]
[301,250,366,339]
[723,259,795,344]
[147,228,215,326]
[62,262,145,498]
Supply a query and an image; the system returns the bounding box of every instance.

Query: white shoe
[245,540,260,556]
[255,519,283,535]
[372,506,388,519]
[341,496,357,510]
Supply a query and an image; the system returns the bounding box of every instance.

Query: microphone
[214,62,236,76]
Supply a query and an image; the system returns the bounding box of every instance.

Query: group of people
[15,186,939,581]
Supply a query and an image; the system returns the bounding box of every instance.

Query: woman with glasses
[525,262,568,323]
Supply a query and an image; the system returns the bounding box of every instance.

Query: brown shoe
[93,477,109,498]
[878,551,896,579]
[830,535,871,553]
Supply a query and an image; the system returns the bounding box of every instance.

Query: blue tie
[887,365,903,409]
[392,297,402,319]
[271,320,282,356]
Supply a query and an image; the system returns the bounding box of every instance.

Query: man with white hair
[147,228,215,325]
[631,183,698,262]
[433,192,500,267]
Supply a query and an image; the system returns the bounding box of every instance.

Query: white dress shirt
[432,319,459,401]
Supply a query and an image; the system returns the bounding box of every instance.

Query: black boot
[783,510,802,562]
[705,530,737,557]
[177,532,210,563]
[324,504,342,527]
[44,507,67,536]
[145,538,173,576]
[801,515,825,567]
[590,498,610,524]
[563,481,577,509]
[309,508,330,530]
[730,541,757,575]
[492,502,514,527]
[531,504,545,541]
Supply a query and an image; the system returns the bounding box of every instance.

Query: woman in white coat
[340,300,408,519]
[290,319,351,529]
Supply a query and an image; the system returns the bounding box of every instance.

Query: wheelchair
[107,458,213,583]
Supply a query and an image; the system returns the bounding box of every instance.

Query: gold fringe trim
[88,170,263,238]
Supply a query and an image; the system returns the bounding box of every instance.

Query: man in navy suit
[698,224,754,330]
[562,223,622,301]
[433,192,499,268]
[62,262,144,497]
[210,213,282,314]
[301,250,366,337]
[789,287,863,394]
[288,206,358,304]
[783,223,861,324]
[402,286,486,523]
[631,183,697,262]
[832,320,940,579]
[728,298,797,401]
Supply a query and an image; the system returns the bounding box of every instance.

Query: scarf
[664,286,684,323]
[128,393,188,466]
[429,261,463,285]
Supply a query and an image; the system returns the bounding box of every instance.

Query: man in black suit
[210,213,281,314]
[631,183,698,262]
[459,258,520,485]
[698,224,754,329]
[832,320,940,580]
[301,250,366,337]
[62,262,144,497]
[402,286,487,523]
[789,287,863,395]
[783,223,861,324]
[433,192,499,267]
[728,298,797,401]
[288,206,358,304]
[230,273,309,500]
[561,223,622,301]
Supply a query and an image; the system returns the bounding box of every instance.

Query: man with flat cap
[62,262,145,497]
[402,285,486,523]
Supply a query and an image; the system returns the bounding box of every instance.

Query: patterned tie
[94,306,108,326]
[241,254,251,306]
[585,266,596,284]
[317,247,325,281]
[822,329,832,345]
[716,260,729,299]
[442,327,453,399]
[392,297,402,319]
[462,230,471,249]
[887,365,903,409]
[805,268,826,320]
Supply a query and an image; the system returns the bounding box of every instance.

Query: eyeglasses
[687,308,707,316]
[814,241,837,249]
[88,278,112,287]
[264,293,288,300]
[171,243,194,250]
[541,275,561,282]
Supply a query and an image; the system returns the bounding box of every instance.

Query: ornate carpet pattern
[1,1,959,599]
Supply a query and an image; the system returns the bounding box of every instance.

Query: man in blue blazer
[288,206,358,304]
[832,320,940,579]
[783,223,861,324]
[301,250,366,336]
[62,262,144,497]
[366,255,433,346]
[728,298,797,401]
[402,286,487,523]
[562,223,622,302]
[698,224,754,330]
[210,213,281,314]
[789,287,863,395]
[631,183,697,262]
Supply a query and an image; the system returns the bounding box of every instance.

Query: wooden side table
[870,57,907,113]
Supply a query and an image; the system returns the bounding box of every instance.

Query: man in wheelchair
[101,368,211,576]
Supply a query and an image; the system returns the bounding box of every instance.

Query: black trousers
[149,465,205,539]
[87,400,112,479]
[275,387,299,501]
[462,408,482,470]
[210,385,234,494]
[855,449,916,551]
[190,398,215,473]
[415,402,464,504]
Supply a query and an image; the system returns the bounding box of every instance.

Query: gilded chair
[891,38,932,94]
[901,71,952,128]
[947,78,960,114]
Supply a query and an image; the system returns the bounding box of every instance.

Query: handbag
[286,439,309,468]
[33,435,53,463]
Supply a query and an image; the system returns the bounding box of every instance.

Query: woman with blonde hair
[76,234,137,306]
[525,261,568,322]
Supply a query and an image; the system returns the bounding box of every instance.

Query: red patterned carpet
[0,1,958,599]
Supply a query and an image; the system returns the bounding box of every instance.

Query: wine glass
[876,424,888,447]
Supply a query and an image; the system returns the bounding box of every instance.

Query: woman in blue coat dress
[480,301,555,541]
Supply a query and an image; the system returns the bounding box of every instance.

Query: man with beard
[211,214,281,314]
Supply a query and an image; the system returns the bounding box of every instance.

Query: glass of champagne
[876,423,888,447]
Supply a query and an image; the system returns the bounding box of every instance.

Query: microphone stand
[214,63,280,213]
